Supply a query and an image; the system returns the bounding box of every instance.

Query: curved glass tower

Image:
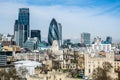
[48,18,60,46]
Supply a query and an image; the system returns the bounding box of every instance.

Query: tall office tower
[31,30,41,42]
[14,20,19,45]
[48,18,62,46]
[58,23,62,46]
[81,32,91,46]
[14,8,30,47]
[105,36,112,44]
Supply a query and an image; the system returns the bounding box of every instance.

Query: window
[98,62,100,64]
[89,69,91,73]
[89,65,90,67]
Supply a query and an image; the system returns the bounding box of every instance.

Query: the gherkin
[48,18,62,46]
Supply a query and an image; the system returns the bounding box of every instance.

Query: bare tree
[92,62,113,80]
[17,66,28,78]
[0,66,17,80]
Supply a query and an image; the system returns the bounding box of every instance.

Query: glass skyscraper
[48,18,62,46]
[31,30,41,42]
[14,8,30,47]
[81,32,91,46]
[104,36,112,44]
[58,23,62,46]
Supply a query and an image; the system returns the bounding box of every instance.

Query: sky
[0,0,120,42]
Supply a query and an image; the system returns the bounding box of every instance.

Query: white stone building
[15,52,48,61]
[84,52,116,79]
[14,60,42,76]
[92,37,112,52]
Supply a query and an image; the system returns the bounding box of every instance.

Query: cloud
[0,1,120,42]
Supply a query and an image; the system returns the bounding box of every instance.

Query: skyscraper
[48,18,62,46]
[14,8,30,47]
[14,20,19,45]
[24,37,39,50]
[58,23,62,46]
[81,32,91,46]
[104,36,112,44]
[31,30,41,42]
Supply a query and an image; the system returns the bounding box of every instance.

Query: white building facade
[92,37,112,52]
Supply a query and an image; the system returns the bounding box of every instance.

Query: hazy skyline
[0,0,120,42]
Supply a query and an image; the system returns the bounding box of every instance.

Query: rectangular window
[89,69,91,73]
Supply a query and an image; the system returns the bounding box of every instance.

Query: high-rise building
[14,20,18,39]
[58,23,62,46]
[24,37,39,51]
[14,8,30,47]
[81,32,91,46]
[63,39,72,48]
[31,30,41,42]
[105,36,112,44]
[48,18,62,46]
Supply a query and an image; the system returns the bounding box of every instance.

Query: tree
[118,72,120,80]
[0,66,17,80]
[17,66,28,78]
[92,62,113,80]
[53,61,61,71]
[68,69,81,78]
